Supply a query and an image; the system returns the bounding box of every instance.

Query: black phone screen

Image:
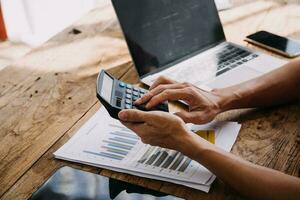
[246,31,300,56]
[29,166,183,200]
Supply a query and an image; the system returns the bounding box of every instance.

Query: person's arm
[214,58,300,111]
[119,110,300,200]
[184,133,300,200]
[135,58,300,124]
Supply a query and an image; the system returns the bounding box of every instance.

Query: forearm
[213,59,300,111]
[180,134,300,200]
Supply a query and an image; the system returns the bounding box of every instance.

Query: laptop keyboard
[214,44,258,76]
[147,44,259,85]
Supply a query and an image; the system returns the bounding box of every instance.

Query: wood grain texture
[1,0,300,200]
[0,1,131,197]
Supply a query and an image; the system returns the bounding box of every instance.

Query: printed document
[54,107,241,192]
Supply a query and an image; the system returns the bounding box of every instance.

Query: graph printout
[55,107,241,191]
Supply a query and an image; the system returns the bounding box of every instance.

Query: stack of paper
[54,107,241,193]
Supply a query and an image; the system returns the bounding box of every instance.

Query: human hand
[149,76,178,90]
[135,76,224,124]
[118,109,194,152]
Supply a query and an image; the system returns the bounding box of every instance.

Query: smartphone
[29,166,183,200]
[245,31,300,58]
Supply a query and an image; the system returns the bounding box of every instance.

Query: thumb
[118,109,149,123]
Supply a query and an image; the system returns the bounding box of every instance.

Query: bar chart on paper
[56,107,213,184]
[55,107,241,191]
[137,147,192,173]
[81,123,194,176]
[82,123,140,162]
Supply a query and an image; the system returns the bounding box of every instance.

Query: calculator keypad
[124,84,146,109]
[98,70,168,120]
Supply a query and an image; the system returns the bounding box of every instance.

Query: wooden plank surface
[1,1,299,199]
[0,1,131,197]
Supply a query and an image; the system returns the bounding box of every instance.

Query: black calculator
[96,70,169,119]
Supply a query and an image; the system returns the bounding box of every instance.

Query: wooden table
[0,1,299,199]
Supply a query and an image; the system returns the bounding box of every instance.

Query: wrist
[177,130,213,159]
[212,88,242,112]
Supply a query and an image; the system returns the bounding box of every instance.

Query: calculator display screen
[101,74,114,102]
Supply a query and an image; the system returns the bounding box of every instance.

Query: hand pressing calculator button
[97,70,169,119]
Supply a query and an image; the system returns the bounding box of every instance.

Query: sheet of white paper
[215,0,232,11]
[54,107,241,192]
[54,155,213,192]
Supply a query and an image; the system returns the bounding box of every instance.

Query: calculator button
[119,82,125,87]
[133,91,139,96]
[126,84,132,89]
[116,98,122,107]
[126,94,132,99]
[126,89,132,94]
[125,99,131,104]
[125,104,131,109]
[139,88,146,93]
[133,96,139,101]
[133,87,139,92]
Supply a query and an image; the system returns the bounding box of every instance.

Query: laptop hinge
[140,40,226,79]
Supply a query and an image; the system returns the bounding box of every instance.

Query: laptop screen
[112,0,225,77]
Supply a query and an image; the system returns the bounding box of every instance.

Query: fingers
[175,111,209,124]
[145,88,192,109]
[118,109,150,123]
[150,83,186,97]
[149,76,177,90]
[135,83,185,105]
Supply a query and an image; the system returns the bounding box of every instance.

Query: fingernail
[118,111,127,120]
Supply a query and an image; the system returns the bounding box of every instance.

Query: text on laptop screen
[112,0,225,77]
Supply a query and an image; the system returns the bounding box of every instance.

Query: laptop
[111,0,286,90]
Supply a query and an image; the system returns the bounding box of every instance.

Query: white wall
[1,0,98,46]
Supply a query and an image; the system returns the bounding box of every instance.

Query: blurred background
[0,0,104,70]
[0,0,299,71]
